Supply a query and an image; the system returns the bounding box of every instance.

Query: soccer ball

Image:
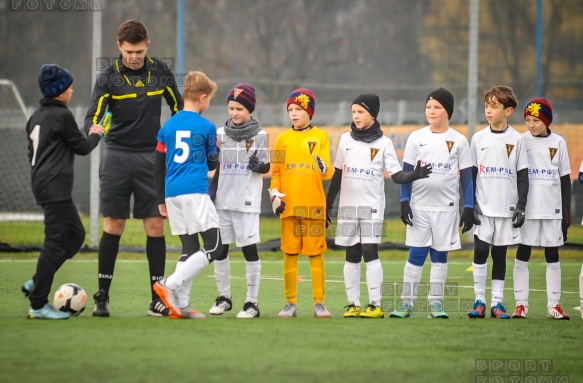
[53,283,87,316]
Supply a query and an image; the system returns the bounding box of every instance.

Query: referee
[84,19,183,317]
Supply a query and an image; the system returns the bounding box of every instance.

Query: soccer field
[1,256,582,383]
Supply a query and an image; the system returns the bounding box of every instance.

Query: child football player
[152,71,221,319]
[326,93,432,319]
[468,85,529,319]
[208,83,270,319]
[23,64,104,319]
[270,88,334,318]
[512,98,571,320]
[389,88,473,319]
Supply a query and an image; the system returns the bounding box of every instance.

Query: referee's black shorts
[99,149,161,219]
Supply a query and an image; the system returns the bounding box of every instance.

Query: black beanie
[352,93,380,119]
[38,64,73,98]
[426,87,454,120]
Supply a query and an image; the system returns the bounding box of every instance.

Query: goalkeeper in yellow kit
[270,88,334,318]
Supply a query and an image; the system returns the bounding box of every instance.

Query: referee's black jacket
[84,56,183,152]
[26,98,101,205]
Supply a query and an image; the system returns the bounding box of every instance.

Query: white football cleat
[512,304,528,319]
[547,304,570,320]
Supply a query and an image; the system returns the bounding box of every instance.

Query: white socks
[245,260,261,304]
[344,261,361,307]
[166,250,210,290]
[546,262,561,308]
[513,259,529,306]
[491,279,505,307]
[472,262,487,303]
[402,261,423,306]
[429,262,447,305]
[214,257,231,299]
[365,259,383,306]
[174,258,192,308]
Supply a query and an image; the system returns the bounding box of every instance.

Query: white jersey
[522,131,570,219]
[334,133,402,221]
[470,126,529,218]
[215,127,269,213]
[403,126,472,211]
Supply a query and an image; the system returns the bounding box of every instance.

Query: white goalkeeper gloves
[313,156,327,175]
[269,188,286,216]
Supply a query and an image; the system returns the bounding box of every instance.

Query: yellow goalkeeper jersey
[270,126,333,219]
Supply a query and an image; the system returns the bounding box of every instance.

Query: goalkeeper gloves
[269,188,286,216]
[314,156,327,175]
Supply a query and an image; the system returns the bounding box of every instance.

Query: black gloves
[208,184,217,203]
[512,206,526,228]
[473,202,482,225]
[248,150,261,173]
[413,160,432,180]
[562,219,570,242]
[459,207,474,233]
[400,201,413,226]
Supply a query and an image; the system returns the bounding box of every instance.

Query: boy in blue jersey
[152,71,222,319]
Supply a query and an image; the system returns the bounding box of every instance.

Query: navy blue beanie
[38,64,73,98]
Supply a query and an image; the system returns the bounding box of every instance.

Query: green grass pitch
[1,254,582,383]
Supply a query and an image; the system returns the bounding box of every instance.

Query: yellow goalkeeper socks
[283,254,298,304]
[309,254,325,304]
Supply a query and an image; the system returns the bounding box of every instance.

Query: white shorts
[405,209,461,251]
[165,193,219,235]
[334,218,384,247]
[217,210,260,247]
[474,215,520,246]
[520,219,563,247]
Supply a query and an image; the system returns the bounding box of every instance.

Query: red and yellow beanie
[524,97,553,128]
[286,88,316,119]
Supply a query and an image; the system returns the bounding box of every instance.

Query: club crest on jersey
[308,141,317,154]
[549,147,558,161]
[233,88,244,99]
[446,141,455,153]
[370,148,379,161]
[505,144,515,158]
[246,139,254,152]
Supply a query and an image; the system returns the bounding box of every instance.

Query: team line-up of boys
[22,19,583,320]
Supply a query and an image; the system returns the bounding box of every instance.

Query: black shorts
[99,149,161,219]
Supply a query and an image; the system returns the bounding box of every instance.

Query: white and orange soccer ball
[53,283,87,316]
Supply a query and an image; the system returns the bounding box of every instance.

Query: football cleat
[153,280,180,318]
[314,302,331,318]
[148,297,169,317]
[547,304,570,320]
[169,306,205,319]
[92,289,110,317]
[467,300,486,319]
[278,302,298,318]
[512,304,528,319]
[236,302,260,319]
[427,302,449,319]
[343,304,362,318]
[21,278,35,298]
[490,302,511,319]
[27,303,69,320]
[390,302,413,318]
[209,296,233,315]
[360,304,384,318]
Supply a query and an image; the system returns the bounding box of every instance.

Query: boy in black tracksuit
[23,64,104,319]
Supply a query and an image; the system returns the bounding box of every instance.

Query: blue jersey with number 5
[157,110,217,198]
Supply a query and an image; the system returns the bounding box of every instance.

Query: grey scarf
[223,116,261,142]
